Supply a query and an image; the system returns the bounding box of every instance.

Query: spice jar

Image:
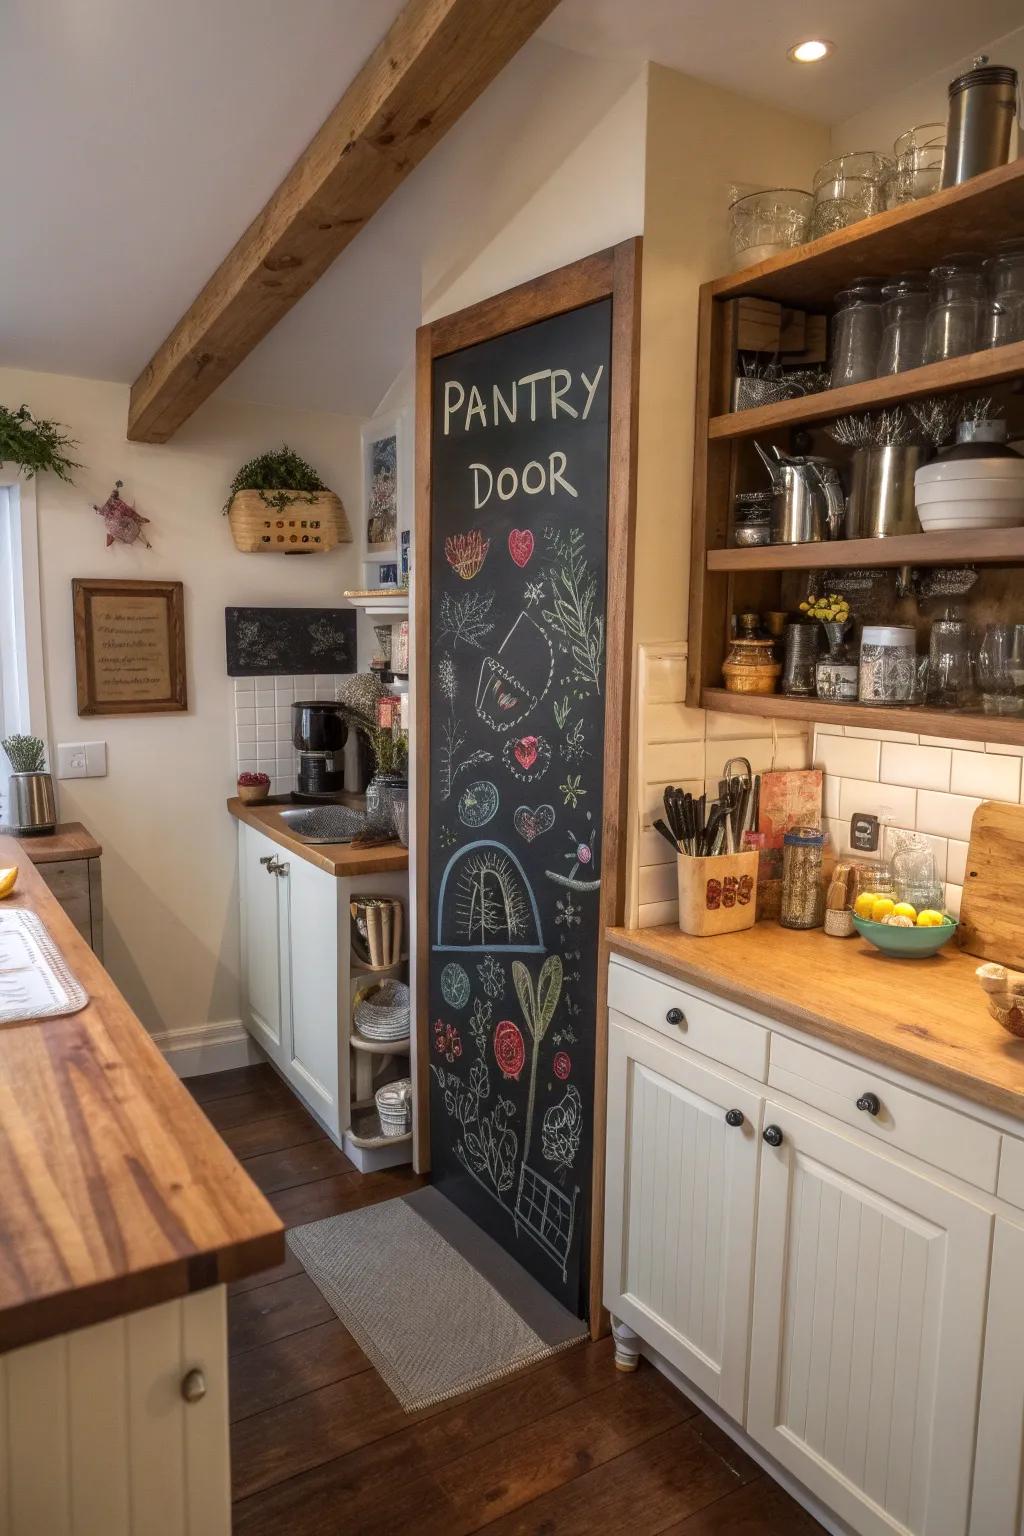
[859,625,917,703]
[781,827,825,930]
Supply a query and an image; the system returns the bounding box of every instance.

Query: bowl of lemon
[852,892,957,957]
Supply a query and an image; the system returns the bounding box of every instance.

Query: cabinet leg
[610,1317,640,1373]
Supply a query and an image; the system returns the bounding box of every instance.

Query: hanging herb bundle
[0,405,80,481]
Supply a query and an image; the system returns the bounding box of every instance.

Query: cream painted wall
[0,366,362,1037]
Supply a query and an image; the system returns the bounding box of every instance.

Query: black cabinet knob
[665,1007,685,1026]
[856,1092,881,1116]
[725,1109,745,1128]
[763,1125,784,1147]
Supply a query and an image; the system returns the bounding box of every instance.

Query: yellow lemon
[893,902,918,921]
[871,896,896,923]
[0,866,18,899]
[916,909,945,928]
[854,891,878,919]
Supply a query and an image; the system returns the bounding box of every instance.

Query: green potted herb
[2,734,56,835]
[0,405,80,481]
[224,445,351,554]
[363,727,408,833]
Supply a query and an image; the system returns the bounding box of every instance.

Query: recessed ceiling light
[788,39,832,63]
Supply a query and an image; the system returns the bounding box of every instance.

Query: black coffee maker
[291,700,349,801]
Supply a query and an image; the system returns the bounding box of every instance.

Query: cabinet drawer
[769,1034,1000,1192]
[997,1133,1024,1210]
[607,959,768,1080]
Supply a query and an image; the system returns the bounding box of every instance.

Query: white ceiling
[2,0,1023,420]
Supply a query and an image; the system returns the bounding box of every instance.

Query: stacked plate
[354,979,410,1042]
[915,458,1024,531]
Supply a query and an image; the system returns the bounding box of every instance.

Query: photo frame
[73,577,187,715]
[361,408,411,566]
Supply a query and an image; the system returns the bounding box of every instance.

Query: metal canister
[845,445,925,537]
[942,58,1019,187]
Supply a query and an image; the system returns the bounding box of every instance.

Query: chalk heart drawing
[458,779,499,828]
[508,529,535,568]
[502,734,551,782]
[514,804,555,843]
[515,737,538,770]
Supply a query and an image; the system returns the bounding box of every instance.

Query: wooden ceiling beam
[127,0,560,443]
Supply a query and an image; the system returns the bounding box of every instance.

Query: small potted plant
[224,446,351,554]
[0,404,80,481]
[363,727,408,832]
[237,771,271,805]
[2,734,57,834]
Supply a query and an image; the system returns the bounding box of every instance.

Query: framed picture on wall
[73,577,187,715]
[361,408,411,564]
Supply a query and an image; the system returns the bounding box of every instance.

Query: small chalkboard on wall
[416,243,640,1321]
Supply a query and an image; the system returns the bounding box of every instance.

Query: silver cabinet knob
[181,1367,207,1404]
[259,855,274,867]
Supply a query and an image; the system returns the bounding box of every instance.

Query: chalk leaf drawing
[435,839,544,953]
[502,734,551,783]
[542,1085,582,1172]
[469,995,492,1051]
[475,613,554,732]
[458,779,499,828]
[440,962,470,1010]
[439,590,495,649]
[445,530,490,579]
[542,526,603,697]
[508,528,535,568]
[494,1018,526,1081]
[439,714,493,801]
[512,954,563,1175]
[513,804,555,843]
[476,954,506,999]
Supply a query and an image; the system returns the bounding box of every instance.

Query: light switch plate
[84,741,107,777]
[56,742,107,779]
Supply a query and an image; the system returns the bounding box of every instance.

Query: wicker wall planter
[227,489,351,554]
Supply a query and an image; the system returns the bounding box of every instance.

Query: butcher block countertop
[10,821,102,863]
[0,836,283,1353]
[228,796,409,876]
[607,923,1024,1122]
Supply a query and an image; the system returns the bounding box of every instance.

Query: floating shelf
[350,1029,411,1055]
[701,688,1024,747]
[344,590,409,615]
[710,343,1024,442]
[351,953,408,977]
[707,528,1024,572]
[346,1109,412,1151]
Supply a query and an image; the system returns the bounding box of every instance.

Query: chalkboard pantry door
[418,245,639,1319]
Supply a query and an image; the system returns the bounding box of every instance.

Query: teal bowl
[852,914,958,958]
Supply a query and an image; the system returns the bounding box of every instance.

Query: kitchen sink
[277,806,367,843]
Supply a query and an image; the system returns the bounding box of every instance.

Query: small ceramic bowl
[852,914,958,958]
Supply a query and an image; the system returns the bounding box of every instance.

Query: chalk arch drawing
[475,613,554,732]
[434,839,544,953]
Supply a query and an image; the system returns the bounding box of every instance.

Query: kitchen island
[0,833,283,1533]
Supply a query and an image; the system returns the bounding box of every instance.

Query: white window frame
[0,466,48,754]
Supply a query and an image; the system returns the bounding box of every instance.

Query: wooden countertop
[3,822,102,864]
[0,837,283,1353]
[228,797,409,876]
[607,923,1024,1122]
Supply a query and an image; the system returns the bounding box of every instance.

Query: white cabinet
[748,1102,990,1536]
[972,1217,1024,1535]
[0,1287,229,1536]
[604,1013,762,1419]
[239,823,288,1064]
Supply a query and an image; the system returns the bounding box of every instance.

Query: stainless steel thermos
[942,57,1019,188]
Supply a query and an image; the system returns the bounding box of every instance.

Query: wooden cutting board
[958,801,1024,969]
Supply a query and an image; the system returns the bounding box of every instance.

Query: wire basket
[354,979,411,1041]
[375,1078,412,1137]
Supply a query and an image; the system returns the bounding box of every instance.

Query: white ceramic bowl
[915,457,1024,485]
[915,462,1024,531]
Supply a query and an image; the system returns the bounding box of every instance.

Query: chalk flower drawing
[432,995,519,1198]
[477,954,506,999]
[542,1085,583,1172]
[554,894,581,929]
[469,995,492,1053]
[542,527,604,696]
[432,1019,462,1063]
[523,578,545,609]
[445,530,490,579]
[439,590,495,649]
[559,774,585,808]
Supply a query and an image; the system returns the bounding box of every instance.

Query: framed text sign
[73,578,187,715]
[416,242,640,1323]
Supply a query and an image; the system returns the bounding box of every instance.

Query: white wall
[0,366,362,1038]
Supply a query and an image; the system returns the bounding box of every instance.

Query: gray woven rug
[286,1189,587,1411]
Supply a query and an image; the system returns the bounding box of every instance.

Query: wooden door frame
[414,238,641,1335]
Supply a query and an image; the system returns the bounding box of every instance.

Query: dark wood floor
[188,1063,823,1535]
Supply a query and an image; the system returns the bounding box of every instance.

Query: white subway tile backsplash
[844,726,919,743]
[236,726,256,747]
[814,734,880,781]
[234,677,254,694]
[917,789,981,842]
[648,741,704,782]
[815,723,845,738]
[920,734,983,752]
[256,706,277,725]
[236,706,256,725]
[838,777,916,827]
[824,774,840,820]
[950,749,1021,802]
[946,839,969,886]
[879,742,951,793]
[945,883,963,919]
[646,701,706,742]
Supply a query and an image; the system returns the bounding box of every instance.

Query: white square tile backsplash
[233,674,350,795]
[815,720,1024,915]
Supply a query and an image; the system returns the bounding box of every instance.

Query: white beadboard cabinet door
[971,1217,1024,1535]
[748,1103,992,1536]
[603,1014,763,1419]
[0,1287,229,1536]
[238,824,286,1066]
[279,851,341,1136]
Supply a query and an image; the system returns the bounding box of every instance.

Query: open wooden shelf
[701,688,1024,746]
[710,342,1024,441]
[708,527,1024,572]
[350,1029,411,1054]
[709,158,1024,307]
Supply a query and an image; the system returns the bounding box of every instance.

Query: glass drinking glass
[886,125,946,207]
[812,152,892,237]
[923,257,983,363]
[830,282,884,387]
[927,619,975,707]
[728,188,813,270]
[877,275,929,374]
[983,241,1024,349]
[977,625,1024,714]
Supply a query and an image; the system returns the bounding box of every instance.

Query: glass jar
[877,275,929,374]
[927,619,974,707]
[977,624,1024,714]
[859,625,917,703]
[885,125,946,207]
[811,152,892,238]
[891,831,944,912]
[852,860,896,901]
[781,827,825,929]
[365,772,407,833]
[983,240,1024,349]
[923,257,983,363]
[782,623,822,696]
[728,188,813,270]
[829,282,883,387]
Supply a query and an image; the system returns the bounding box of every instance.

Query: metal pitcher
[754,442,846,545]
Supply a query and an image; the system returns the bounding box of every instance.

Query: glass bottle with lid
[877,274,929,374]
[780,827,825,930]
